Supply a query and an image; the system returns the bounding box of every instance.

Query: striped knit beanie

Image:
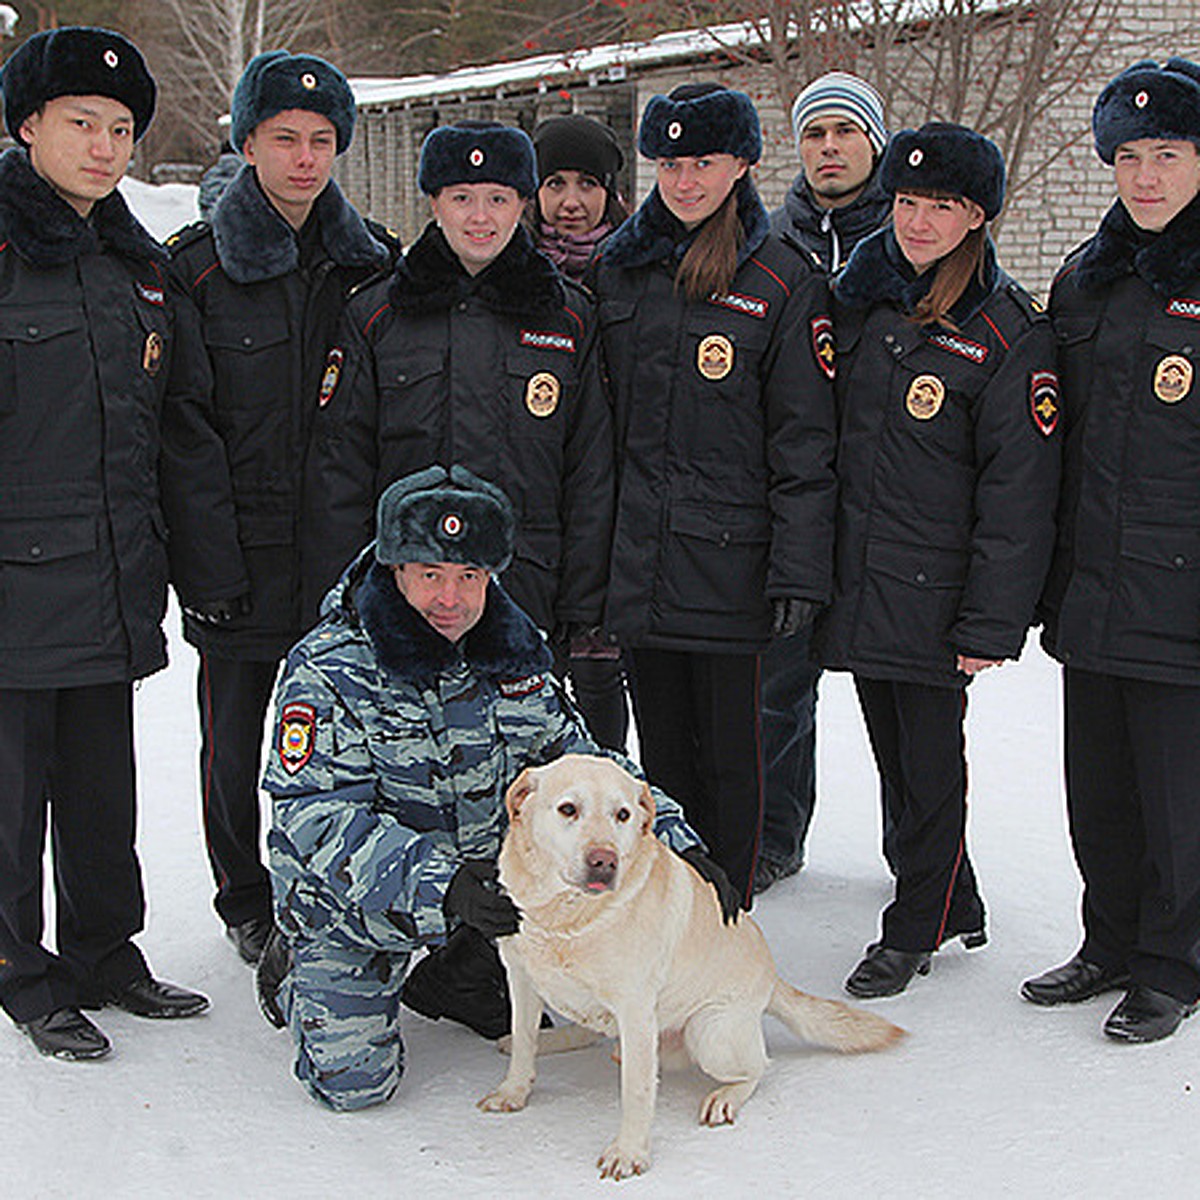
[791,72,887,156]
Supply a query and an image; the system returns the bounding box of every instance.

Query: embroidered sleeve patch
[318,348,344,407]
[810,316,836,380]
[278,702,317,774]
[1030,370,1060,436]
[498,674,545,699]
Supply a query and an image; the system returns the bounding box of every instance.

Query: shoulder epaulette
[163,219,211,256]
[1003,279,1049,322]
[365,218,404,263]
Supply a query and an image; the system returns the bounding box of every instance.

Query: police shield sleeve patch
[278,702,316,774]
[318,348,344,407]
[1030,370,1060,435]
[810,316,836,380]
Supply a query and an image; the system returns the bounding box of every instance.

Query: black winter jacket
[769,169,892,274]
[161,165,395,660]
[0,149,173,689]
[1041,195,1200,685]
[303,222,612,633]
[594,179,837,654]
[815,228,1061,686]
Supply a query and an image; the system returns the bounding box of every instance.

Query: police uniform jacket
[1041,195,1200,686]
[815,227,1061,687]
[263,550,700,954]
[0,149,173,689]
[769,168,892,274]
[593,181,837,654]
[303,222,612,635]
[161,165,395,660]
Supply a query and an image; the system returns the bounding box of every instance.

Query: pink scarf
[538,221,612,280]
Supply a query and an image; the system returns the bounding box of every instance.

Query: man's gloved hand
[443,859,521,938]
[681,846,743,925]
[771,597,818,639]
[184,595,252,625]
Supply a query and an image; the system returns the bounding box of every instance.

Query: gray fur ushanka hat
[638,82,762,163]
[230,50,356,154]
[375,465,516,573]
[1092,58,1200,164]
[2,26,156,143]
[880,122,1006,220]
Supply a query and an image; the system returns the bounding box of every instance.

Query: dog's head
[502,754,655,903]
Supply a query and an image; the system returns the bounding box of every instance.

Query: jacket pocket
[660,502,769,615]
[0,308,86,415]
[204,315,291,407]
[854,540,968,663]
[0,515,102,649]
[1110,524,1200,662]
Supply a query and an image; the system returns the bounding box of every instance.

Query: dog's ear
[638,782,656,836]
[506,767,537,820]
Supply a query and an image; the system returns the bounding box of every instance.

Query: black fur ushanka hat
[2,26,156,144]
[418,120,538,197]
[637,82,762,163]
[230,50,356,154]
[880,122,1006,220]
[375,465,516,573]
[1092,58,1200,164]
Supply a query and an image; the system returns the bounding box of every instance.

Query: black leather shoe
[89,977,210,1019]
[19,1007,112,1061]
[1020,954,1130,1006]
[752,856,801,896]
[1104,985,1197,1044]
[255,926,291,1030]
[844,944,932,999]
[226,917,274,965]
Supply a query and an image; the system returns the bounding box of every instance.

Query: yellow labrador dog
[478,754,904,1180]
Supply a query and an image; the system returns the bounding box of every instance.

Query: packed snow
[5,181,1194,1199]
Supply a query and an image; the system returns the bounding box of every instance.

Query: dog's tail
[767,980,905,1053]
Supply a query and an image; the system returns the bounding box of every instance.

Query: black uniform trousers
[854,676,985,952]
[630,648,764,908]
[198,654,278,928]
[1064,667,1200,1005]
[0,684,149,1023]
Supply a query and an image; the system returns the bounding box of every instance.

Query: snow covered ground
[5,181,1195,1197]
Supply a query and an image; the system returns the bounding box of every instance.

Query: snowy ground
[6,182,1194,1197]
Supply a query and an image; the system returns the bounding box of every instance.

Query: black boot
[255,926,292,1030]
[845,943,932,999]
[401,926,511,1040]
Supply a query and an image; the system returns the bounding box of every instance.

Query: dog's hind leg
[478,958,543,1113]
[685,1007,767,1126]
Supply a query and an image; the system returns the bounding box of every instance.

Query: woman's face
[656,153,748,229]
[430,182,525,274]
[892,191,985,273]
[538,169,608,235]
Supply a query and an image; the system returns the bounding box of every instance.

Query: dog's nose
[585,846,618,889]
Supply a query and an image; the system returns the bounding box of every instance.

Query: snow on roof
[347,20,762,109]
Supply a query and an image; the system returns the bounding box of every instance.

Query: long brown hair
[903,190,987,329]
[675,186,744,302]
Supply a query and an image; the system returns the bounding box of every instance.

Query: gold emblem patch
[906,374,945,420]
[143,330,163,376]
[525,371,560,417]
[1154,354,1193,403]
[697,334,734,380]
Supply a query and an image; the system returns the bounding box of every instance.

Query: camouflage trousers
[282,938,411,1111]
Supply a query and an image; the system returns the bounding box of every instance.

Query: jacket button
[1174,555,1187,569]
[396,373,408,383]
[720,532,730,547]
[242,335,253,346]
[30,544,42,558]
[27,325,38,337]
[915,570,927,584]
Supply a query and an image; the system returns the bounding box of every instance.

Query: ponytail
[909,218,987,330]
[674,187,743,302]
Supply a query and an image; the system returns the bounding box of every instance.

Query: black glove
[681,846,743,925]
[771,597,818,639]
[184,595,252,625]
[443,859,521,938]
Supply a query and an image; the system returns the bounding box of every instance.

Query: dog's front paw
[597,1139,651,1180]
[477,1082,530,1113]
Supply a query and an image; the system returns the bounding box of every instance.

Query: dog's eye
[615,807,631,823]
[557,801,577,819]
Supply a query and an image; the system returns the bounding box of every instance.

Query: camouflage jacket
[263,550,700,953]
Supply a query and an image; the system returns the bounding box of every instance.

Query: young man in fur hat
[0,26,209,1063]
[255,467,732,1112]
[160,51,399,968]
[759,71,892,895]
[1022,58,1200,1043]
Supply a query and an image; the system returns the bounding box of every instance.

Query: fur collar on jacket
[211,162,389,285]
[834,225,1000,325]
[601,173,771,271]
[1072,193,1200,296]
[0,147,164,268]
[389,220,565,317]
[355,559,552,688]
